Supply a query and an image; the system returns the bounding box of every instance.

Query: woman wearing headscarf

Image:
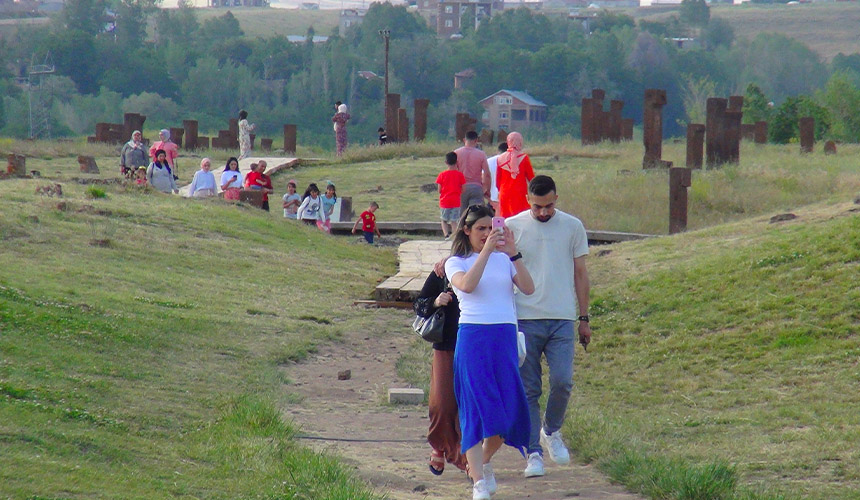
[238,109,256,160]
[149,129,180,180]
[120,130,148,178]
[331,103,351,157]
[495,131,535,218]
[147,149,179,194]
[188,158,217,198]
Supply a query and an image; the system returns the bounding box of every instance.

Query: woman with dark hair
[220,157,243,201]
[331,103,350,157]
[146,149,179,194]
[414,264,467,476]
[238,109,256,160]
[443,204,534,500]
[297,183,327,227]
[149,129,179,179]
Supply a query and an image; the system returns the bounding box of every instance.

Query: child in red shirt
[435,152,466,240]
[352,201,381,244]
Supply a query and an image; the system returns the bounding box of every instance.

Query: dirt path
[282,324,643,500]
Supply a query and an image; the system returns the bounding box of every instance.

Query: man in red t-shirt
[435,151,466,239]
[352,201,381,244]
[244,161,274,211]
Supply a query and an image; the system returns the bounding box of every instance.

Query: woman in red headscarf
[495,131,535,218]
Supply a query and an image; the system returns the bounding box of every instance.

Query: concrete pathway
[375,240,451,302]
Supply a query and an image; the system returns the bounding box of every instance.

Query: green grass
[0,166,397,497]
[196,6,340,38]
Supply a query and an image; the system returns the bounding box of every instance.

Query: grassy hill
[0,150,397,497]
[196,7,340,38]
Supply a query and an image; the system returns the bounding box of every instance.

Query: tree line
[2,0,860,147]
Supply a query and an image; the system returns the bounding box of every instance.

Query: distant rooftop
[480,89,547,107]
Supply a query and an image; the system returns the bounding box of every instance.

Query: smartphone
[492,216,505,246]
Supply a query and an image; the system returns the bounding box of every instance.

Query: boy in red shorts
[435,151,466,240]
[352,201,381,244]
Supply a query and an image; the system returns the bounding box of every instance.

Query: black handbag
[412,307,445,343]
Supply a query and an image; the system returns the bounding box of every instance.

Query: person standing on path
[505,175,592,479]
[454,130,491,217]
[444,204,534,500]
[238,109,256,160]
[496,131,535,218]
[332,104,351,157]
[486,142,507,214]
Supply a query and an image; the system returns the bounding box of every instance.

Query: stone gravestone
[669,167,692,234]
[386,93,401,143]
[123,113,146,141]
[414,98,429,142]
[283,124,297,154]
[724,110,742,164]
[706,97,727,167]
[398,108,409,142]
[338,196,353,222]
[497,129,508,145]
[642,89,670,169]
[455,113,477,142]
[608,100,624,143]
[183,120,199,150]
[260,138,273,152]
[754,121,768,144]
[229,118,239,149]
[479,128,494,147]
[740,124,756,141]
[580,97,595,146]
[728,95,744,113]
[622,118,634,141]
[592,89,606,142]
[685,124,705,169]
[799,117,814,153]
[7,153,26,176]
[169,127,184,149]
[77,156,100,174]
[239,189,264,209]
[198,136,210,149]
[824,140,837,155]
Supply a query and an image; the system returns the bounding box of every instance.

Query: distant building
[454,68,476,89]
[286,35,329,44]
[436,0,503,37]
[479,89,548,131]
[1,0,40,14]
[340,8,367,35]
[209,0,268,6]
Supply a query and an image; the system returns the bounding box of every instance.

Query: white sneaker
[540,428,571,465]
[483,463,497,494]
[472,479,491,500]
[524,452,545,477]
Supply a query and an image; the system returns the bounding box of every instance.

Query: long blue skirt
[454,323,531,456]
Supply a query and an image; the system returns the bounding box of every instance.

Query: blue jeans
[518,319,575,456]
[363,231,374,244]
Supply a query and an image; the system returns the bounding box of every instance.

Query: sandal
[429,450,445,476]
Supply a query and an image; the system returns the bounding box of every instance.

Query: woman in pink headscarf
[495,131,535,218]
[149,129,180,180]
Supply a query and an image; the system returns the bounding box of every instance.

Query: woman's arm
[297,197,310,218]
[414,273,443,317]
[449,229,500,293]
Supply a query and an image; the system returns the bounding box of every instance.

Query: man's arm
[481,157,491,197]
[573,255,592,344]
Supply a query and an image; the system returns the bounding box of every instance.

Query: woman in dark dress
[414,265,467,475]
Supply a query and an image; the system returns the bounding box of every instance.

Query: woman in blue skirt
[444,204,535,500]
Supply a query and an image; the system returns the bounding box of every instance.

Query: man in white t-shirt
[486,142,508,214]
[505,175,591,478]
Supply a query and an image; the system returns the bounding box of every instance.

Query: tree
[702,17,734,50]
[742,83,771,124]
[679,0,709,27]
[818,72,860,142]
[589,10,635,33]
[114,0,158,48]
[769,95,830,144]
[60,0,107,35]
[680,75,716,126]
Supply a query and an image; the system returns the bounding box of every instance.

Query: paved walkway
[375,240,451,301]
[177,156,298,196]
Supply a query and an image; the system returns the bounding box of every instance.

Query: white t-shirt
[487,154,500,202]
[297,195,326,221]
[444,251,518,325]
[506,209,589,320]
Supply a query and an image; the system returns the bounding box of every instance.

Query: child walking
[297,183,327,228]
[352,201,381,244]
[435,152,466,240]
[282,180,301,219]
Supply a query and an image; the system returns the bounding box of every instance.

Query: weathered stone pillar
[198,136,210,149]
[283,124,297,154]
[386,93,401,143]
[669,167,692,234]
[580,98,595,145]
[799,117,814,153]
[95,123,111,143]
[643,89,668,169]
[824,140,837,155]
[728,95,744,112]
[622,118,634,141]
[398,108,409,142]
[592,89,606,143]
[724,110,742,164]
[414,98,429,142]
[740,124,755,141]
[497,129,508,145]
[7,153,26,176]
[229,118,239,149]
[706,97,727,167]
[183,120,199,150]
[754,121,768,144]
[169,127,184,149]
[479,128,494,147]
[123,113,146,142]
[455,113,476,142]
[685,124,705,169]
[260,138,273,151]
[78,155,100,174]
[608,100,623,143]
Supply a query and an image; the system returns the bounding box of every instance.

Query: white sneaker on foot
[472,479,491,500]
[524,452,545,477]
[483,463,497,494]
[540,428,571,465]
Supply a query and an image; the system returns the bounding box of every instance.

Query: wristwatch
[509,252,523,262]
[577,315,589,323]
